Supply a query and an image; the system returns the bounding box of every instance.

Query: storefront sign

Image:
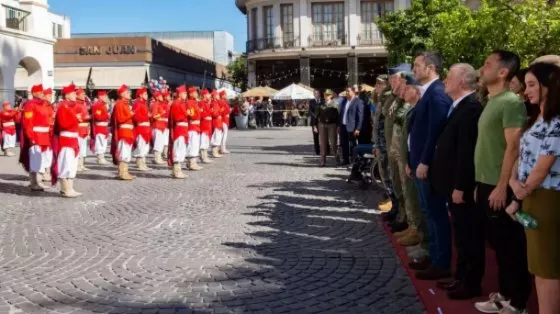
[78,45,137,56]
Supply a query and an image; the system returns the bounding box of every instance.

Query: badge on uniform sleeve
[96,110,101,115]
[24,111,33,119]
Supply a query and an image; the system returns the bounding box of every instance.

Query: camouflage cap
[376,74,389,83]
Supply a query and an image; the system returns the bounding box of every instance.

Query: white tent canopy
[272,83,315,100]
[218,87,239,99]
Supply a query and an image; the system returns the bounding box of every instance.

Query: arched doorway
[14,56,43,103]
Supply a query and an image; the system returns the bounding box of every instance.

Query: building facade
[53,36,232,98]
[72,31,236,66]
[236,0,412,91]
[0,0,70,103]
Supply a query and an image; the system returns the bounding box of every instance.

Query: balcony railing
[3,5,30,32]
[308,34,348,48]
[357,33,384,46]
[246,36,301,53]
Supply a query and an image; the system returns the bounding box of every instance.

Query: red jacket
[186,98,201,133]
[211,100,223,130]
[151,101,169,131]
[199,100,212,136]
[91,100,109,136]
[55,100,80,156]
[220,100,231,127]
[132,99,151,143]
[21,98,52,149]
[112,99,134,144]
[0,109,20,135]
[169,99,189,141]
[75,100,90,138]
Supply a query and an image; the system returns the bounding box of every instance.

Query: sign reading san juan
[79,45,137,55]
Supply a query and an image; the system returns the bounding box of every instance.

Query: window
[4,6,28,31]
[311,2,345,43]
[281,4,294,47]
[250,8,258,40]
[58,24,63,38]
[52,22,64,38]
[52,22,56,37]
[263,6,274,42]
[360,1,393,41]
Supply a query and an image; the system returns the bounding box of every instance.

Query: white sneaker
[475,293,511,313]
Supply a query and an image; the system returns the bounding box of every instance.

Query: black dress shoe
[447,284,482,300]
[415,265,451,280]
[390,222,408,233]
[436,279,460,290]
[409,258,431,271]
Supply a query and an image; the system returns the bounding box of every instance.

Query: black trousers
[448,191,485,290]
[348,132,358,163]
[476,183,532,310]
[312,128,320,155]
[339,128,349,165]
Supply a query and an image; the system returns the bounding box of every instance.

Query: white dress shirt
[420,77,439,98]
[447,91,475,117]
[342,97,354,126]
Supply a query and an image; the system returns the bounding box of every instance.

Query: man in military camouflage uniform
[391,73,429,258]
[371,75,396,214]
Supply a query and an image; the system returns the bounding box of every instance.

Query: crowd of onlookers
[308,51,560,314]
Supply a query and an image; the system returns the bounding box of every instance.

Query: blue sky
[48,0,247,52]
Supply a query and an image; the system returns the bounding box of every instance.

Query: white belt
[190,120,200,125]
[32,126,50,133]
[2,122,15,127]
[157,118,168,122]
[119,124,133,129]
[95,122,108,127]
[176,122,188,127]
[60,131,78,138]
[204,117,212,121]
[79,123,89,127]
[137,122,150,127]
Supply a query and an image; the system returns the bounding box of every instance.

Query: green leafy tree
[227,55,247,91]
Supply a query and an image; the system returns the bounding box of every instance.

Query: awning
[54,67,91,89]
[90,66,147,90]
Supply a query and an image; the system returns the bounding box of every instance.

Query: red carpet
[381,221,539,314]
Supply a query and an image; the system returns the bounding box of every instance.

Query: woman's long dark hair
[524,62,560,130]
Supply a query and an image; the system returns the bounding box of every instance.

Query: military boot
[200,149,212,164]
[29,172,45,191]
[97,154,109,165]
[118,162,135,180]
[188,158,203,171]
[212,147,223,158]
[172,163,187,179]
[153,152,165,165]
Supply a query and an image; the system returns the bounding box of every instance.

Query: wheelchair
[347,145,382,190]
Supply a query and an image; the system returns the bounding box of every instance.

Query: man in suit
[408,51,452,280]
[309,90,322,155]
[341,87,364,164]
[431,64,484,299]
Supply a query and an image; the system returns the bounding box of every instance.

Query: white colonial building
[0,0,70,104]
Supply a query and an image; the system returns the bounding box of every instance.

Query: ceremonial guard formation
[3,83,231,198]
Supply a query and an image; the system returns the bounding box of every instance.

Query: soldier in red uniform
[162,90,173,160]
[185,87,204,171]
[1,101,20,156]
[219,91,231,154]
[90,91,110,165]
[132,88,152,171]
[198,89,213,164]
[19,84,54,191]
[151,91,169,164]
[53,84,82,197]
[210,90,224,158]
[168,85,189,179]
[110,85,135,180]
[41,88,55,182]
[75,88,91,171]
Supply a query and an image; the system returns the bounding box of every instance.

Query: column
[347,52,358,86]
[247,59,257,88]
[348,0,359,46]
[300,55,311,87]
[299,0,310,47]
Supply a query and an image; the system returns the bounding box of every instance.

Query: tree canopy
[377,0,560,68]
[226,55,248,91]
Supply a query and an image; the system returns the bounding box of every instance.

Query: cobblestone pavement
[0,127,423,314]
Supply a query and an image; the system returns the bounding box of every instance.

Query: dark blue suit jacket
[408,79,452,170]
[342,97,364,133]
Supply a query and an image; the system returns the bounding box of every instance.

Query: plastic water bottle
[515,210,538,229]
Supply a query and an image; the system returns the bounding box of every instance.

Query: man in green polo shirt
[473,50,531,314]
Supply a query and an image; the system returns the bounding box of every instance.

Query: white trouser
[152,129,169,152]
[57,147,79,179]
[186,131,201,157]
[133,136,150,158]
[211,129,223,147]
[172,136,187,163]
[2,132,16,149]
[44,148,53,172]
[117,140,132,163]
[78,136,88,158]
[200,133,210,150]
[29,145,51,173]
[221,123,228,149]
[94,134,108,155]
